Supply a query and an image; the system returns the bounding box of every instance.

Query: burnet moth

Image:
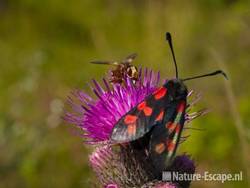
[111,32,227,173]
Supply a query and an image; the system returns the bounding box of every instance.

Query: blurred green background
[0,0,250,187]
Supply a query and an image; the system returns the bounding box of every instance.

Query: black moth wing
[111,86,171,143]
[149,99,187,174]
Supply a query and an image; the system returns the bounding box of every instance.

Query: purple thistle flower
[65,68,160,143]
[65,67,205,187]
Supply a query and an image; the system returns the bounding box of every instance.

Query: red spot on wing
[166,140,176,151]
[166,122,177,132]
[127,124,136,136]
[155,142,166,154]
[137,100,153,116]
[156,110,164,121]
[137,101,146,110]
[143,106,153,116]
[153,87,168,100]
[177,101,186,113]
[175,124,181,134]
[124,115,137,124]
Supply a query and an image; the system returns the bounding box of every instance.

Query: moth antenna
[166,32,178,78]
[182,70,228,81]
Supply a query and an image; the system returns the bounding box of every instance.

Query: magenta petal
[105,184,119,188]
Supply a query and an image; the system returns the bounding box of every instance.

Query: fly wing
[111,86,170,142]
[122,53,137,64]
[149,100,187,174]
[90,61,119,65]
